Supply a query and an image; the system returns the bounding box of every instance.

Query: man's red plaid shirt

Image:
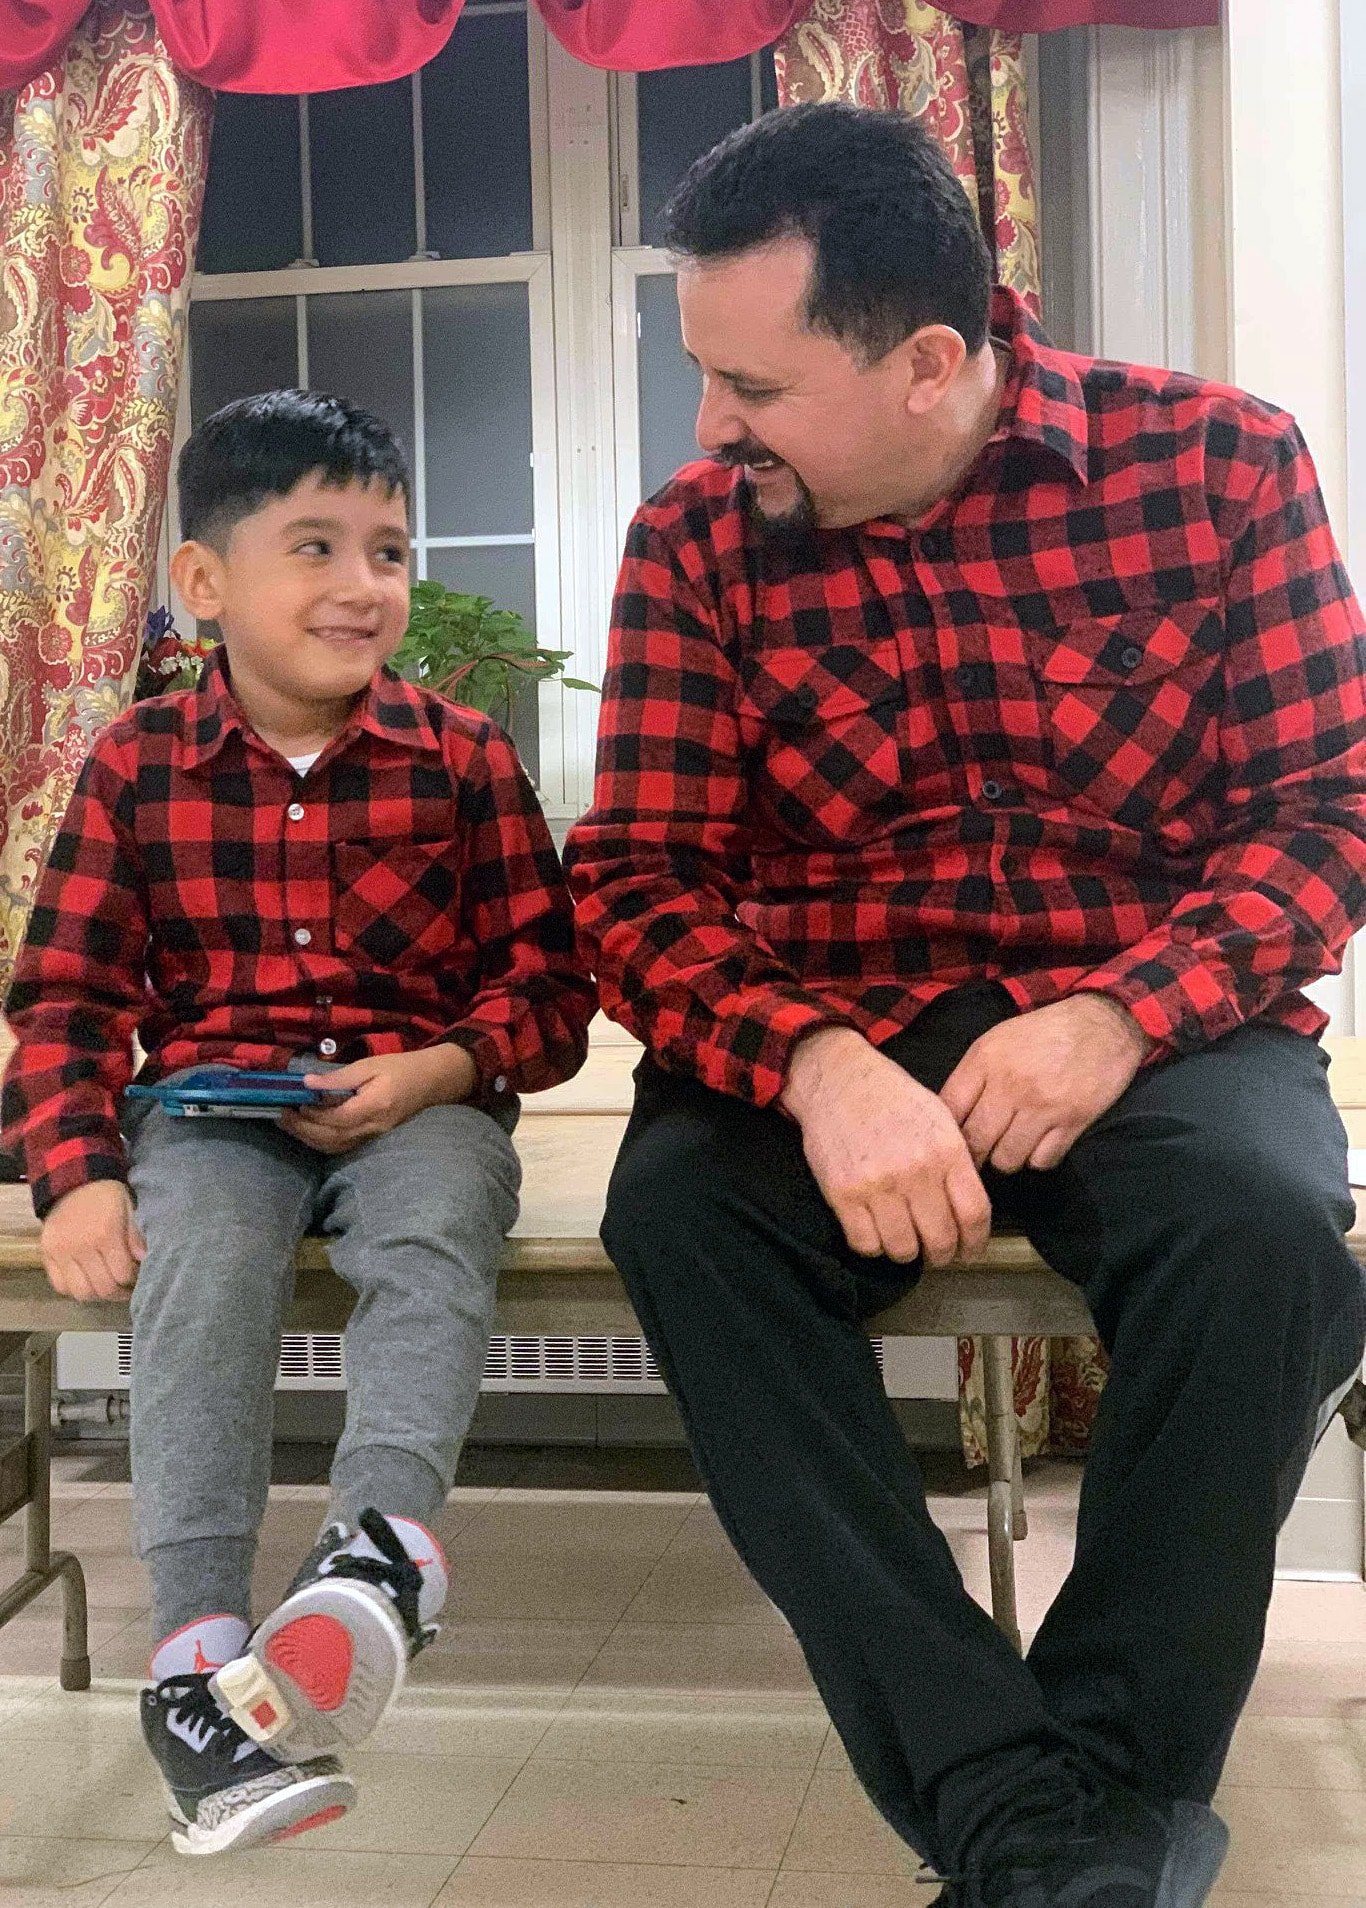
[3,651,593,1216]
[566,288,1366,1107]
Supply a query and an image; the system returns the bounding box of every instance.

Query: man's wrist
[779,1025,870,1121]
[1071,990,1155,1060]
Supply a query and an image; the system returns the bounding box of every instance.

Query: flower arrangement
[133,607,217,700]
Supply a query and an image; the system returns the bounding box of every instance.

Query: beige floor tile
[768,1875,936,1907]
[0,1832,161,1906]
[1262,1581,1366,1645]
[779,1768,921,1878]
[0,1709,170,1842]
[0,1684,138,1743]
[620,1540,785,1629]
[580,1622,815,1698]
[444,1495,696,1626]
[533,1690,829,1769]
[467,1757,814,1869]
[367,1687,565,1761]
[457,1493,695,1560]
[0,1606,141,1679]
[304,1751,523,1857]
[413,1620,615,1696]
[100,1843,459,1906]
[0,1678,54,1732]
[435,1857,775,1906]
[1219,1713,1366,1791]
[1217,1783,1366,1896]
[1240,1640,1366,1717]
[1211,1895,1366,1907]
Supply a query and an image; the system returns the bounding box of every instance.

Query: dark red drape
[0,0,1224,93]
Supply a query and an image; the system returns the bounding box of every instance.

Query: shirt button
[921,530,952,561]
[493,1075,509,1094]
[287,802,306,822]
[293,927,312,947]
[982,780,1004,803]
[319,1038,338,1057]
[1120,645,1143,672]
[317,995,332,1008]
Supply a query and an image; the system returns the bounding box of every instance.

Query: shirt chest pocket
[735,642,907,850]
[333,838,461,967]
[1024,601,1225,830]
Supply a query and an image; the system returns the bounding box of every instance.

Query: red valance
[0,0,1224,94]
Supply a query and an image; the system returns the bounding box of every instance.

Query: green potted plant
[393,579,597,727]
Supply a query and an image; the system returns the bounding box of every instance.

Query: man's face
[677,236,934,534]
[184,471,413,713]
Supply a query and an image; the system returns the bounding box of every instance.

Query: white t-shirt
[287,752,321,776]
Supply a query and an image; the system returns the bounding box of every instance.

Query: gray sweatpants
[122,1084,521,1637]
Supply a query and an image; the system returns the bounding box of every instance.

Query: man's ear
[169,539,228,623]
[896,324,971,419]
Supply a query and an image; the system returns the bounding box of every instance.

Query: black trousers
[601,987,1366,1873]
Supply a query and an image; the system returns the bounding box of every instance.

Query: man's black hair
[178,388,411,547]
[662,101,993,364]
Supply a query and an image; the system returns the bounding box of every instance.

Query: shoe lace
[320,1508,433,1654]
[156,1670,243,1750]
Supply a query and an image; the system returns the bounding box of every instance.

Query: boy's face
[170,471,411,718]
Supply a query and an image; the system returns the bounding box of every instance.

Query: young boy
[1,390,594,1855]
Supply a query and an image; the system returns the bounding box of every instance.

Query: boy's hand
[279,1046,479,1154]
[40,1182,146,1302]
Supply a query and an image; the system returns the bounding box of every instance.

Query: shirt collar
[173,644,443,772]
[986,284,1091,486]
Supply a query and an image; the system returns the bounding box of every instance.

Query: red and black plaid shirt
[566,287,1366,1107]
[3,649,593,1216]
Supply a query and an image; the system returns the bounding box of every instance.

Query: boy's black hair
[662,101,993,364]
[178,388,412,547]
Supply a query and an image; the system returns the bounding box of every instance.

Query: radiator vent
[107,1330,883,1393]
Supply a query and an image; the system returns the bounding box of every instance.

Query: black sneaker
[930,1786,1229,1907]
[211,1509,448,1761]
[141,1672,356,1856]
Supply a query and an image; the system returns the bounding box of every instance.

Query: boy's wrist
[413,1042,479,1107]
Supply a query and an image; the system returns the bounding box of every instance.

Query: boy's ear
[169,539,228,622]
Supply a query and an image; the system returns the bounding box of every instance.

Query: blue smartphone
[126,1068,354,1119]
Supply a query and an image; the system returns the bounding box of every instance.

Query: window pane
[638,59,753,247]
[422,10,533,258]
[637,274,701,499]
[198,95,302,274]
[310,80,416,267]
[190,299,299,427]
[426,544,539,782]
[307,292,415,469]
[422,283,533,538]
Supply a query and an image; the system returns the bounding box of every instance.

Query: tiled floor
[0,1445,1363,1906]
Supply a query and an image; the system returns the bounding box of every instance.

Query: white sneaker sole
[169,1765,356,1856]
[211,1579,409,1760]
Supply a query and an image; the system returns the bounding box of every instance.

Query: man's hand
[940,994,1153,1174]
[41,1181,146,1302]
[279,1046,478,1155]
[780,1028,992,1266]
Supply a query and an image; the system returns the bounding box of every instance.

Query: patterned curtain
[0,2,212,997]
[775,0,1107,1464]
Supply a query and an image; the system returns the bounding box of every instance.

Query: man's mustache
[713,440,783,469]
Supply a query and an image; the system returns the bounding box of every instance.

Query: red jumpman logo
[192,1637,217,1674]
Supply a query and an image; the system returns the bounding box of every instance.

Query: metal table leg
[982,1334,1023,1654]
[0,1335,90,1690]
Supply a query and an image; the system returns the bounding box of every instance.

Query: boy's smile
[170,469,412,754]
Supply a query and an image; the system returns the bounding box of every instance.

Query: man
[566,103,1366,1905]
